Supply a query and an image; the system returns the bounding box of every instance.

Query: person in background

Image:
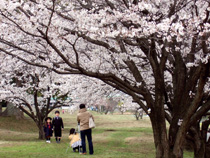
[77,104,94,155]
[52,111,64,143]
[69,128,82,152]
[44,117,53,143]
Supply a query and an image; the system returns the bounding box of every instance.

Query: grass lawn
[0,110,193,158]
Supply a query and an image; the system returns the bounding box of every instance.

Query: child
[69,128,82,152]
[52,110,64,143]
[44,117,53,143]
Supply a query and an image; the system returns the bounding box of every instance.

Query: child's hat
[45,117,52,121]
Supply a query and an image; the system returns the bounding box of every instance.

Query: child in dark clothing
[52,110,64,143]
[44,117,53,143]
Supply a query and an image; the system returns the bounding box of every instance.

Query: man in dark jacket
[52,111,64,143]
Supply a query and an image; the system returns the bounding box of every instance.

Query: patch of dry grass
[125,136,154,144]
[0,116,37,133]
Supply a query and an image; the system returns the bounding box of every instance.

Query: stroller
[66,124,82,154]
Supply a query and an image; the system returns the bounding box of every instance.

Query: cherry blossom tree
[0,0,210,157]
[0,54,118,138]
[0,56,72,139]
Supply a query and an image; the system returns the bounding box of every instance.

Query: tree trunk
[169,149,183,158]
[135,110,140,120]
[135,115,139,120]
[104,110,108,115]
[168,125,184,158]
[150,74,170,158]
[0,103,2,113]
[205,144,210,158]
[193,120,210,158]
[193,127,205,158]
[194,141,205,158]
[150,112,170,158]
[168,118,184,158]
[121,110,124,115]
[37,121,45,140]
[139,109,143,119]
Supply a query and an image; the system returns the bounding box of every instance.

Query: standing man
[52,110,64,143]
[77,104,94,155]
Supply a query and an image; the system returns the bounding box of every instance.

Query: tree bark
[194,141,205,158]
[149,57,170,158]
[152,123,170,158]
[135,110,140,120]
[139,109,143,119]
[205,144,210,158]
[37,120,45,140]
[0,103,2,113]
[150,111,170,158]
[193,120,210,158]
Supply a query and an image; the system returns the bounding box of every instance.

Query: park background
[0,0,210,158]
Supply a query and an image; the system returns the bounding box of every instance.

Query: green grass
[0,110,193,158]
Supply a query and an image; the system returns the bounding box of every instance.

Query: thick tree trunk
[150,112,170,158]
[169,149,183,158]
[205,144,210,158]
[193,120,210,158]
[151,73,170,158]
[169,118,184,158]
[0,103,2,113]
[168,125,184,158]
[152,122,170,158]
[36,121,45,140]
[194,141,205,158]
[38,128,45,139]
[193,125,205,158]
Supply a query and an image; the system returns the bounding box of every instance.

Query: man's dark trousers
[80,128,94,154]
